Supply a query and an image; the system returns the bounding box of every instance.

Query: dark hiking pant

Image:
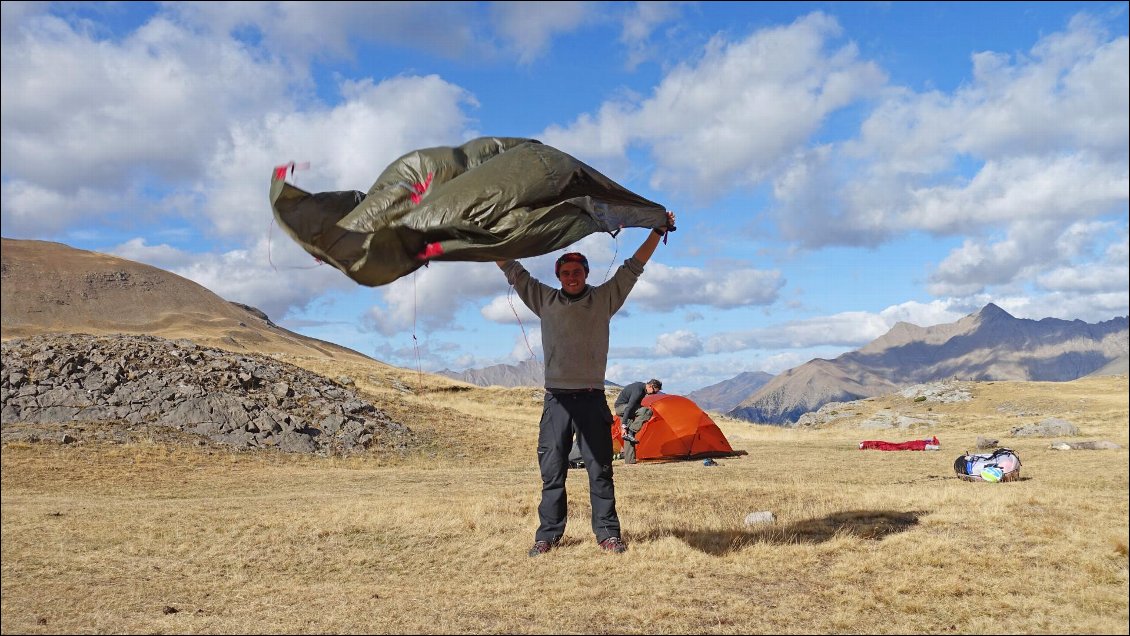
[535,390,620,543]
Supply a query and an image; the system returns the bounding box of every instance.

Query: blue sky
[2,1,1127,394]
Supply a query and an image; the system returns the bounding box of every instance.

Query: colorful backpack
[953,448,1022,482]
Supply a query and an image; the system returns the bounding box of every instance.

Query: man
[497,211,675,557]
[614,378,662,464]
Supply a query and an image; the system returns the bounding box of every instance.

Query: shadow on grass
[638,509,923,556]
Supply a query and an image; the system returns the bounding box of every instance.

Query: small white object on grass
[744,511,775,526]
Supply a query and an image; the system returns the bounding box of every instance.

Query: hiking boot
[528,537,561,557]
[528,540,553,557]
[622,431,639,444]
[598,536,628,554]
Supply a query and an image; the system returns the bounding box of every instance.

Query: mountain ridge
[729,303,1128,425]
[439,358,546,388]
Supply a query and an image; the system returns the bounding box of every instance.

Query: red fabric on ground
[859,436,939,451]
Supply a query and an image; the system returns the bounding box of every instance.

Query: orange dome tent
[612,394,740,462]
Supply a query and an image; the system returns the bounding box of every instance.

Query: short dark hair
[647,378,662,391]
[555,252,589,277]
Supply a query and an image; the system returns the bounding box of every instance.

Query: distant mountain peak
[976,302,1014,321]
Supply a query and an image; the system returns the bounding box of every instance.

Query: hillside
[0,238,558,461]
[0,237,378,364]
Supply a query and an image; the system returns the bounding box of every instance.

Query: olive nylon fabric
[269,137,667,287]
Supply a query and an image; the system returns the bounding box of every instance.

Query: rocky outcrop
[1010,417,1079,438]
[1,333,415,455]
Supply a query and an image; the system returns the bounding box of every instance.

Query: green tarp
[269,137,667,286]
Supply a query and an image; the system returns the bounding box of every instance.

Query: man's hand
[653,211,676,236]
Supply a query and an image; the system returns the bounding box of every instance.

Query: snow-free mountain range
[3,237,1126,426]
[728,304,1127,424]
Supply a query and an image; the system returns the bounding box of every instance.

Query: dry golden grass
[2,364,1127,635]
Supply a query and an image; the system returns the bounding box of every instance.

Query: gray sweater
[501,258,644,389]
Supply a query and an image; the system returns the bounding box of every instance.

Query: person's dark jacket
[614,381,648,422]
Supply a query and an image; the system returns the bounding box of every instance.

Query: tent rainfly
[613,394,741,462]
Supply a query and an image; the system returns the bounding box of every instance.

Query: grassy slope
[2,357,1127,634]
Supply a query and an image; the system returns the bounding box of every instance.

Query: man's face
[645,383,657,394]
[556,263,588,295]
